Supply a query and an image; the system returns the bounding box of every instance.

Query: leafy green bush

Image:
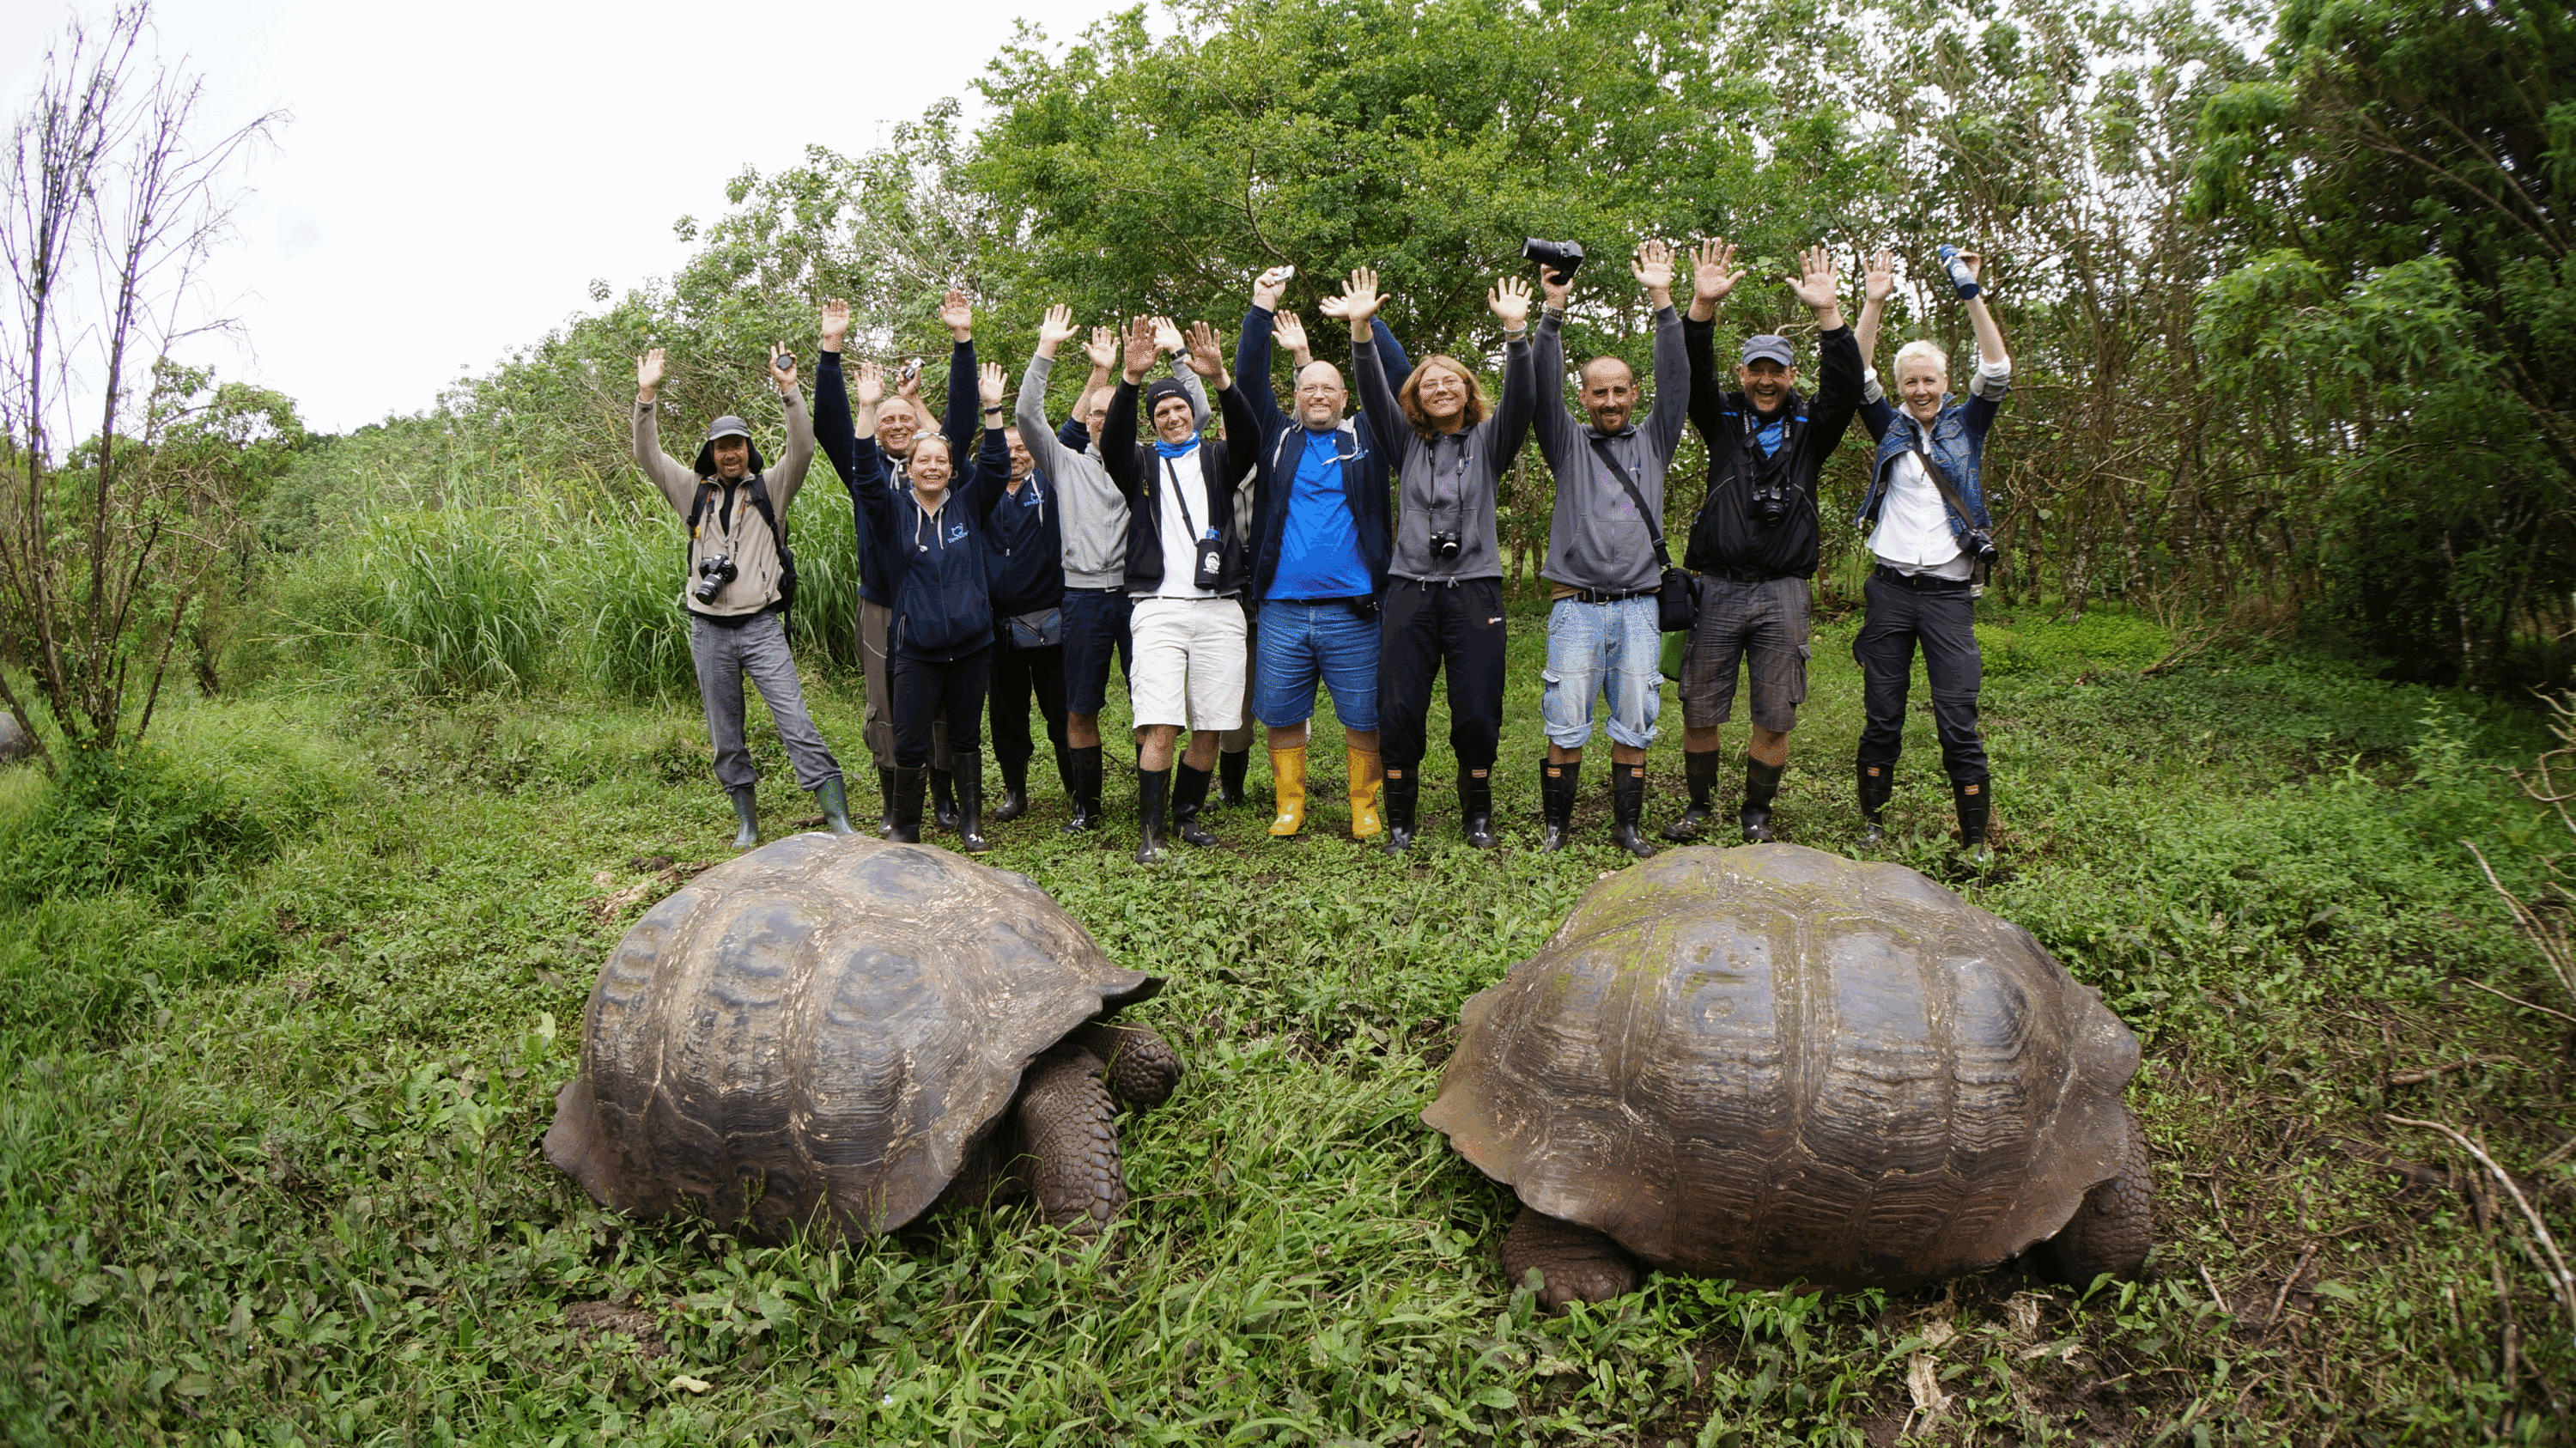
[0,747,277,908]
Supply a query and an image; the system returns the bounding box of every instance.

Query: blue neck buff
[1152,436,1200,460]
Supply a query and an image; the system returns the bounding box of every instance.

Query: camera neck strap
[1586,435,1670,569]
[1162,451,1206,540]
[1904,447,1991,585]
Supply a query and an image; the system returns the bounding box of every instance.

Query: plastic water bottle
[1938,245,1980,301]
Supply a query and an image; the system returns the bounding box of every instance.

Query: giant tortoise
[1423,843,2152,1309]
[544,833,1182,1239]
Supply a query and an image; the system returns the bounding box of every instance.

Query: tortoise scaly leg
[1071,1022,1184,1111]
[2040,1105,2155,1286]
[1502,1207,1640,1312]
[1017,1043,1126,1235]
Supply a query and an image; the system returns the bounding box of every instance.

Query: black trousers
[990,636,1068,768]
[1376,576,1507,772]
[891,645,991,770]
[1853,570,1988,783]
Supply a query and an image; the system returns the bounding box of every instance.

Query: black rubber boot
[1381,768,1419,855]
[1662,749,1722,842]
[812,776,859,837]
[1174,764,1219,847]
[1053,744,1076,806]
[887,766,927,844]
[727,785,760,849]
[1458,767,1498,849]
[876,767,897,838]
[1953,775,1993,861]
[992,753,1030,823]
[1741,757,1785,843]
[1608,762,1656,859]
[931,768,960,831]
[1218,748,1249,807]
[1540,757,1577,853]
[1857,761,1893,848]
[1134,767,1171,863]
[953,751,991,854]
[1064,745,1104,834]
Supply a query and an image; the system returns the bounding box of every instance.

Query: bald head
[1578,355,1639,435]
[878,395,923,455]
[1293,359,1348,429]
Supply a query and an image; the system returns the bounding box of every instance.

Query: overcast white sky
[0,0,1131,435]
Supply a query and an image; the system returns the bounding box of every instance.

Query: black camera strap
[685,472,795,611]
[1586,436,1670,569]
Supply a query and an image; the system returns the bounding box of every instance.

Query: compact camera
[692,553,738,604]
[1521,237,1586,279]
[1429,529,1463,562]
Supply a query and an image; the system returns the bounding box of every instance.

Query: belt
[1066,584,1126,595]
[1564,586,1656,604]
[1874,563,1971,592]
[1268,595,1369,607]
[1697,567,1790,584]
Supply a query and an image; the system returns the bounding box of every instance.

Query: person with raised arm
[1345,270,1538,851]
[826,353,1013,849]
[1663,241,1864,846]
[1099,317,1262,862]
[1848,246,2013,861]
[807,291,980,836]
[631,341,855,845]
[1529,240,1692,858]
[983,409,1067,827]
[1013,313,1211,832]
[1231,265,1416,843]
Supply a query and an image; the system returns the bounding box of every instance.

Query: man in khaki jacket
[634,344,856,845]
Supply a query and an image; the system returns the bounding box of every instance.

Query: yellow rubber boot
[1346,746,1385,839]
[1268,747,1309,837]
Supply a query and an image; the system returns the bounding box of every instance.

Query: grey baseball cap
[703,415,753,443]
[1739,335,1795,368]
[692,416,765,478]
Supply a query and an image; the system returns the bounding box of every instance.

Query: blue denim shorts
[1540,595,1662,750]
[1254,598,1381,730]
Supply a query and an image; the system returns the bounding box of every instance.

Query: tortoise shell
[544,832,1157,1238]
[1422,843,2141,1290]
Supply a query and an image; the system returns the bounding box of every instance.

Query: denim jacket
[1853,372,2005,543]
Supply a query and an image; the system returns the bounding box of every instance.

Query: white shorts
[1128,595,1249,732]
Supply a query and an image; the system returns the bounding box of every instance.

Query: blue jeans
[1540,595,1662,750]
[1255,598,1380,730]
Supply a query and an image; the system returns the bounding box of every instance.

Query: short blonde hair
[1893,338,1950,382]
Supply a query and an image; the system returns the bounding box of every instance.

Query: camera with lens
[1429,529,1463,562]
[1745,452,1792,527]
[1521,237,1586,279]
[692,553,738,604]
[1965,528,1999,571]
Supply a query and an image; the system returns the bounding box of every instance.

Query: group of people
[631,240,2012,863]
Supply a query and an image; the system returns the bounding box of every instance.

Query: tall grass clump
[780,481,863,672]
[560,514,697,700]
[0,747,276,909]
[274,509,554,695]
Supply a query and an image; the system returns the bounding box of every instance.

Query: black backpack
[686,472,797,612]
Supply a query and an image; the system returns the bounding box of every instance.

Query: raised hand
[1036,302,1078,357]
[939,288,974,341]
[1692,238,1744,306]
[1253,265,1294,312]
[1863,248,1897,305]
[1322,266,1384,327]
[1122,315,1159,380]
[854,360,885,406]
[1631,239,1675,302]
[635,347,665,399]
[1786,246,1841,312]
[1152,315,1185,355]
[1538,261,1571,312]
[1084,325,1118,371]
[819,297,851,351]
[769,342,798,392]
[1488,277,1534,332]
[1273,309,1310,358]
[1956,251,1984,285]
[979,362,1008,408]
[1183,320,1229,381]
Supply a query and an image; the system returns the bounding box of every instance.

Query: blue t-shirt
[1268,429,1372,599]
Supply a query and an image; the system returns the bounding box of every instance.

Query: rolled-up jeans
[690,611,842,791]
[1539,595,1662,751]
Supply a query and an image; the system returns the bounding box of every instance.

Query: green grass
[2,598,2570,1446]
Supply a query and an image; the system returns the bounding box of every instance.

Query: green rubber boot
[813,776,859,837]
[727,785,760,849]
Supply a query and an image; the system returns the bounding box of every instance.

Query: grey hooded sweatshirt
[1014,352,1206,591]
[1532,304,1689,594]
